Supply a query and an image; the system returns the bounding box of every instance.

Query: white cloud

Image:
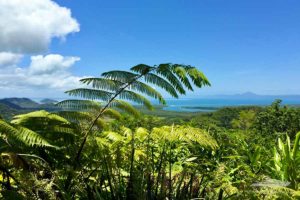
[0,54,84,95]
[29,54,80,75]
[0,52,22,67]
[0,0,79,54]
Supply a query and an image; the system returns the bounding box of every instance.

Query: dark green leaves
[65,88,113,101]
[144,73,179,98]
[80,78,124,91]
[102,70,138,82]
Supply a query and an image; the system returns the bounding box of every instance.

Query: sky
[0,0,300,98]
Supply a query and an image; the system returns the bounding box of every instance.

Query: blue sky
[0,0,299,97]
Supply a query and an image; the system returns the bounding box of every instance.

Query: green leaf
[118,90,153,110]
[130,64,155,74]
[80,77,123,91]
[110,100,140,117]
[144,73,178,98]
[129,81,166,104]
[101,70,138,82]
[65,88,113,101]
[156,63,186,95]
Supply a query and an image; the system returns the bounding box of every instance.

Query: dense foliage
[0,64,300,199]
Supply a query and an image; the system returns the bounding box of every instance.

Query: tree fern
[59,63,210,174]
[0,119,54,148]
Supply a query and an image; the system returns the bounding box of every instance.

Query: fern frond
[144,73,178,98]
[152,126,218,149]
[177,127,218,149]
[171,65,193,91]
[156,63,186,94]
[185,66,211,87]
[118,90,153,110]
[58,111,94,122]
[110,100,140,117]
[135,127,148,142]
[129,81,166,104]
[11,110,69,125]
[0,119,19,137]
[52,126,76,135]
[103,109,122,120]
[130,64,155,74]
[101,71,138,82]
[65,88,113,101]
[105,131,124,142]
[95,118,106,130]
[80,78,124,91]
[16,127,55,148]
[56,99,101,111]
[0,120,55,148]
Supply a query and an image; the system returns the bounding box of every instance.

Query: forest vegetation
[1,63,300,199]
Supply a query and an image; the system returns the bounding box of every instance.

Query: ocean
[161,98,300,112]
[31,97,300,112]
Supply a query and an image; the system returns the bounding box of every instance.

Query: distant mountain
[0,98,61,120]
[0,98,40,109]
[0,102,20,119]
[40,98,58,104]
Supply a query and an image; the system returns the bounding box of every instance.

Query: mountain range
[0,98,59,120]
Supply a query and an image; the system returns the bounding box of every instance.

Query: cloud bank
[0,54,82,91]
[0,0,79,54]
[0,0,83,97]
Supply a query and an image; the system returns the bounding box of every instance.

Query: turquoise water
[161,98,300,112]
[31,97,300,112]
